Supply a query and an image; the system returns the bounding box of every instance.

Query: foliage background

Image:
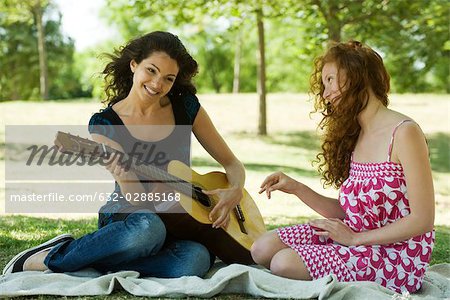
[0,0,448,101]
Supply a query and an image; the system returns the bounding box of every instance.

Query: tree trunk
[10,62,20,100]
[327,3,341,42]
[34,0,49,100]
[256,7,267,136]
[327,20,341,42]
[232,30,242,94]
[205,52,221,93]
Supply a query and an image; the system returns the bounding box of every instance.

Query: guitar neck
[106,149,209,206]
[54,131,211,207]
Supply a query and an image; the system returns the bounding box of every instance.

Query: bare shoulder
[386,109,413,124]
[193,106,212,128]
[395,122,425,149]
[391,113,423,138]
[386,109,427,161]
[392,117,427,160]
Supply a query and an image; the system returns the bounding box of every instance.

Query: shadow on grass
[264,216,315,230]
[233,130,321,152]
[427,132,450,173]
[244,162,317,177]
[191,157,222,168]
[192,157,318,177]
[230,130,450,175]
[264,131,321,151]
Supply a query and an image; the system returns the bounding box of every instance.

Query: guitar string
[112,148,206,201]
[68,136,244,213]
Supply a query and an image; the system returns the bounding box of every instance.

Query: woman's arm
[259,172,345,219]
[192,107,246,228]
[90,133,146,203]
[295,184,346,219]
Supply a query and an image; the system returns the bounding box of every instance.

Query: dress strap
[387,119,414,162]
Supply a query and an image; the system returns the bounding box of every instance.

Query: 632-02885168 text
[115,192,181,202]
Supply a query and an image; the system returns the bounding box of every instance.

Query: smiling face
[321,62,346,107]
[130,51,179,101]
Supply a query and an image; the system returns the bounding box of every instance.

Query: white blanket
[0,263,449,299]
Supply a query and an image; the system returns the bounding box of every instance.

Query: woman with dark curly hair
[4,31,245,278]
[251,41,435,293]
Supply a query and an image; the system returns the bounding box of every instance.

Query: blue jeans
[44,211,214,278]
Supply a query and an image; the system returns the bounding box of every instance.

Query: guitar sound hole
[193,186,211,207]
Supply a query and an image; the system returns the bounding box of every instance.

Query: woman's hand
[203,186,243,229]
[259,172,300,199]
[104,152,136,182]
[308,218,358,246]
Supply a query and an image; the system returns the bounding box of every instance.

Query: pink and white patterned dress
[277,120,435,293]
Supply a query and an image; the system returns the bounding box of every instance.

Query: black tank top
[88,93,201,227]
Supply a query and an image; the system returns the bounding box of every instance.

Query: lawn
[0,93,449,298]
[0,215,448,300]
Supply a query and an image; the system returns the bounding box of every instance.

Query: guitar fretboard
[106,147,211,207]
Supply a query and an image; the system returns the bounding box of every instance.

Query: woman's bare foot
[23,249,50,271]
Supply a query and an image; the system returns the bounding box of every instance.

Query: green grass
[0,215,448,299]
[431,225,450,265]
[1,215,448,270]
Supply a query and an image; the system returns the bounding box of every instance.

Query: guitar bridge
[234,205,247,234]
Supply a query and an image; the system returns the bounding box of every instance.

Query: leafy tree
[0,1,82,100]
[289,0,449,93]
[370,0,449,93]
[102,0,291,135]
[0,21,40,100]
[95,0,448,132]
[189,29,234,93]
[2,0,50,99]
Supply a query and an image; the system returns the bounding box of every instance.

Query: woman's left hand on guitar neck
[203,186,243,229]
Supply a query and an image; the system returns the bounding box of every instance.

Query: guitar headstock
[54,131,106,158]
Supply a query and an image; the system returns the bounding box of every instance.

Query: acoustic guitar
[54,131,266,265]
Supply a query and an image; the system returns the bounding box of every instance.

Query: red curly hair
[310,41,390,188]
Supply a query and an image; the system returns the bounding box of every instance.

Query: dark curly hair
[310,40,390,188]
[101,31,198,106]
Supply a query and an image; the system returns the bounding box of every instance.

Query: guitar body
[160,160,266,265]
[54,132,266,265]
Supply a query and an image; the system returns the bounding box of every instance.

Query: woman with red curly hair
[251,41,435,293]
